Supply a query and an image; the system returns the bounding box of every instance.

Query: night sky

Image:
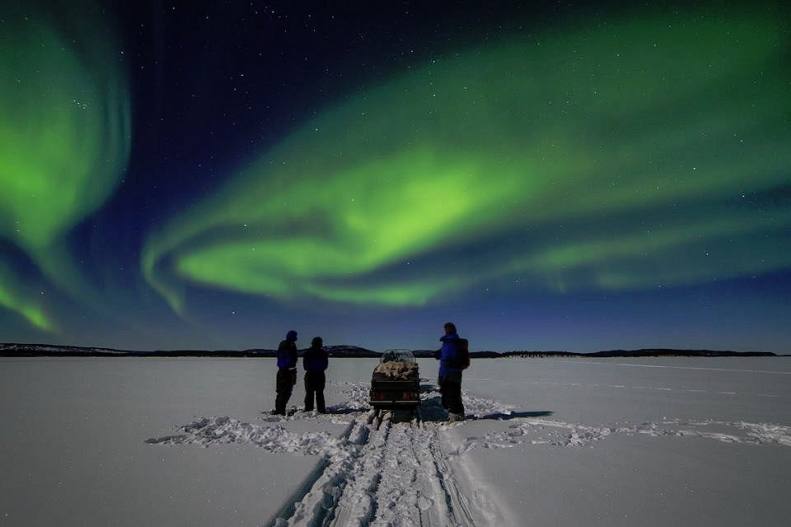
[1,0,790,352]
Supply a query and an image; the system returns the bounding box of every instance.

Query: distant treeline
[500,349,777,358]
[0,343,777,358]
[0,343,378,358]
[409,350,574,358]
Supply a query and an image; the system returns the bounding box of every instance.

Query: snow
[1,356,789,526]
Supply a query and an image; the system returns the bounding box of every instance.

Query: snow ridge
[145,416,343,455]
[456,417,791,453]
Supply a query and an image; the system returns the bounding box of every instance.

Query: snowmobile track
[271,410,480,527]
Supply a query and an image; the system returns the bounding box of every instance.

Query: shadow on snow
[419,394,553,423]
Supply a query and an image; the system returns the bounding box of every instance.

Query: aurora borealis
[1,1,790,352]
[1,1,130,330]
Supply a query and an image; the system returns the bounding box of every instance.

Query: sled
[369,350,420,413]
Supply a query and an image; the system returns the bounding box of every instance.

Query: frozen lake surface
[1,357,789,526]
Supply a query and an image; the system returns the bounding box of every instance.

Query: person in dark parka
[436,322,465,421]
[303,336,329,413]
[273,330,299,415]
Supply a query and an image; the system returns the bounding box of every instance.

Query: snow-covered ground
[1,357,789,526]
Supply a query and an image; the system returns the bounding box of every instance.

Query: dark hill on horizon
[0,343,378,358]
[0,343,777,358]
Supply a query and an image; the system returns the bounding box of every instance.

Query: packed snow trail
[263,383,504,526]
[275,411,489,527]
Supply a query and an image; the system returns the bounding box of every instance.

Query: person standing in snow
[273,330,299,415]
[303,336,329,413]
[436,322,465,421]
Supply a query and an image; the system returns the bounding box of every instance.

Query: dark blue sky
[1,0,790,352]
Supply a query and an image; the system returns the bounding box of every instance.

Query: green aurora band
[144,10,791,313]
[0,4,130,330]
[0,261,50,331]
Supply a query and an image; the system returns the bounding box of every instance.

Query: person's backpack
[456,338,470,370]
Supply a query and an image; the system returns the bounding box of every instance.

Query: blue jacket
[303,345,329,373]
[438,333,462,377]
[277,339,298,369]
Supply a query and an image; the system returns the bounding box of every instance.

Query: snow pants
[304,371,326,413]
[275,368,297,414]
[439,372,464,415]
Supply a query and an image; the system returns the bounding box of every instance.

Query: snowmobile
[369,350,420,416]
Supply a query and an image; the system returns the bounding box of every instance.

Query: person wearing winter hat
[273,330,298,415]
